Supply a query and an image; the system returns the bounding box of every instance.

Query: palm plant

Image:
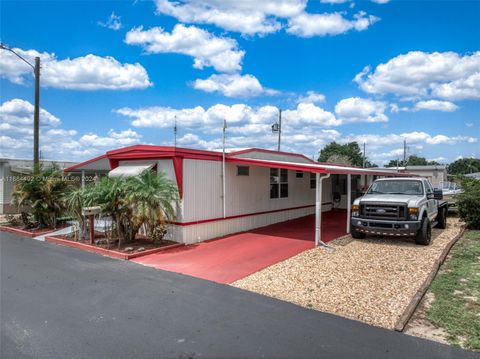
[125,171,179,241]
[12,165,70,228]
[64,187,87,240]
[83,176,130,247]
[81,170,180,248]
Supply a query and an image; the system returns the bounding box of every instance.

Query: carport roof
[227,156,413,176]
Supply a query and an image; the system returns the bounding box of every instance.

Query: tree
[386,155,440,167]
[12,165,70,228]
[318,142,376,167]
[448,158,480,175]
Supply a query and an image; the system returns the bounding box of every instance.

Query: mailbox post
[81,206,101,244]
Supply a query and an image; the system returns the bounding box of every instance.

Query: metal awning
[108,163,155,177]
[226,157,413,176]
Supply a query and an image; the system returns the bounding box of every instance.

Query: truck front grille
[360,202,407,220]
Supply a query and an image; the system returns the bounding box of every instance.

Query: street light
[1,43,41,172]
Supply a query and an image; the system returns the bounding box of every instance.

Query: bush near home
[457,177,480,230]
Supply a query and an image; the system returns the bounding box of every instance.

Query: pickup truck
[350,177,448,245]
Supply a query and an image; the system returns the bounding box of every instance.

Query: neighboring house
[465,172,480,180]
[384,165,448,188]
[0,158,77,214]
[66,145,405,245]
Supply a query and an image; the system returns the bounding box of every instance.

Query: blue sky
[1,0,479,165]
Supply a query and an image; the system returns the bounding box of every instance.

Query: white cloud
[414,100,459,112]
[287,11,379,37]
[345,131,477,147]
[334,97,388,123]
[283,103,340,126]
[320,0,350,3]
[0,98,60,126]
[154,0,305,36]
[154,0,379,38]
[297,91,326,104]
[0,98,143,160]
[79,129,142,147]
[115,103,280,129]
[193,74,277,97]
[370,0,390,3]
[125,24,244,73]
[98,12,122,30]
[0,47,152,90]
[355,51,480,100]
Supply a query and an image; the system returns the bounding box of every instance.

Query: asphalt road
[1,232,478,359]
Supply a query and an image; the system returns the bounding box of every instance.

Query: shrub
[457,178,480,229]
[12,165,71,228]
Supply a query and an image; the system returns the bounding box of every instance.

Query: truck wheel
[415,217,432,245]
[351,228,366,239]
[436,207,447,229]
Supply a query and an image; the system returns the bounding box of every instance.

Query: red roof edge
[64,154,107,172]
[228,148,316,163]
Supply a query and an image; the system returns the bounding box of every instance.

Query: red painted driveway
[132,210,347,284]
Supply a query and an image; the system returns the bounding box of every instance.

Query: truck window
[367,180,424,195]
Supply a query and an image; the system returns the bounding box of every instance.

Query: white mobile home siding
[178,160,332,244]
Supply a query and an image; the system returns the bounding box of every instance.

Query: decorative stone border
[0,225,58,238]
[44,235,184,260]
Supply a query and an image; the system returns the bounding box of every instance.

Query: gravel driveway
[233,217,463,329]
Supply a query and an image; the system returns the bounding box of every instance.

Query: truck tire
[351,227,366,239]
[436,207,447,229]
[415,217,432,245]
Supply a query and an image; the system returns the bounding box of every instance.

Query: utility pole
[33,56,40,171]
[173,116,177,147]
[271,108,282,152]
[362,142,366,168]
[0,43,40,173]
[222,120,227,219]
[277,109,282,152]
[403,139,407,166]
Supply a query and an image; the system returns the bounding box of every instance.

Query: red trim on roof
[106,145,223,161]
[228,148,316,163]
[63,154,107,172]
[227,157,413,177]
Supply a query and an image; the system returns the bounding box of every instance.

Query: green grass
[426,230,480,350]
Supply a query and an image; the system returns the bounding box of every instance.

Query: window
[296,170,303,178]
[237,166,249,176]
[310,172,316,189]
[270,168,288,198]
[367,180,424,195]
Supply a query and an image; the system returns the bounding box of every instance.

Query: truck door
[425,181,437,221]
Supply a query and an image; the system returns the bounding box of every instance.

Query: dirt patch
[404,293,450,344]
[233,217,463,330]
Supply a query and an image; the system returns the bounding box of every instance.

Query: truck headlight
[352,204,359,217]
[408,207,419,220]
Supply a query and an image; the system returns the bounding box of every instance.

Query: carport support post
[315,173,322,246]
[346,173,351,234]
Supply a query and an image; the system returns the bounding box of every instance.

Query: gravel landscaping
[233,217,464,330]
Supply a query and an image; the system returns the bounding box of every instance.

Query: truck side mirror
[433,189,443,200]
